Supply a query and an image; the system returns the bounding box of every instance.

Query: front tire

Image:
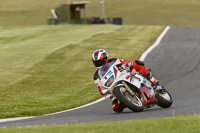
[113,86,144,112]
[156,89,173,108]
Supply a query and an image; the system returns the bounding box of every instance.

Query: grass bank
[0,114,200,133]
[0,25,163,118]
[1,0,200,26]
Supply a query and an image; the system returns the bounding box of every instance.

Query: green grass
[0,25,163,118]
[1,0,200,26]
[88,0,200,26]
[1,114,200,133]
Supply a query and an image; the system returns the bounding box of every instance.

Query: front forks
[122,81,136,96]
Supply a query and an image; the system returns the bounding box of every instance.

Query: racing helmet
[92,49,109,67]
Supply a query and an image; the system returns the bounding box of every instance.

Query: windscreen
[99,62,114,78]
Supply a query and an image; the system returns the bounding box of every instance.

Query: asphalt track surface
[1,27,200,127]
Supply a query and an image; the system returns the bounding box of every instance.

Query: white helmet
[92,49,109,67]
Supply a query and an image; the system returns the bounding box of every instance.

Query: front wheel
[113,86,144,112]
[156,89,173,108]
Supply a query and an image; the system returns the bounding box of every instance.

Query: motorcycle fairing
[130,73,157,105]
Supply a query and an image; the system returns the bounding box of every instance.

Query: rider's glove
[121,63,129,69]
[116,63,123,71]
[116,63,129,71]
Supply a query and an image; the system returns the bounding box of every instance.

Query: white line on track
[0,26,170,123]
[45,95,111,116]
[139,26,170,61]
[0,117,35,123]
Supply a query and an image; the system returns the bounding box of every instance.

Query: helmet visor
[93,57,107,67]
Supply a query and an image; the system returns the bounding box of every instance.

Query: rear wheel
[156,89,173,108]
[113,86,144,112]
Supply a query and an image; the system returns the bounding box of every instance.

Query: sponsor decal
[107,71,113,76]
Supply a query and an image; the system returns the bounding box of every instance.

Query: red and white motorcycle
[99,62,173,112]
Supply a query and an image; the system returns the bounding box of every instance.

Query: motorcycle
[99,62,173,112]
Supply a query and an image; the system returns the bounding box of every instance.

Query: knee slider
[112,99,125,113]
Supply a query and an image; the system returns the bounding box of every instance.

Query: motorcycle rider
[92,49,158,112]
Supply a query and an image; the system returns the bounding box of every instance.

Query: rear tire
[156,89,173,108]
[113,86,144,112]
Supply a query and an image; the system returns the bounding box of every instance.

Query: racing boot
[144,71,159,89]
[150,75,159,87]
[112,98,125,113]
